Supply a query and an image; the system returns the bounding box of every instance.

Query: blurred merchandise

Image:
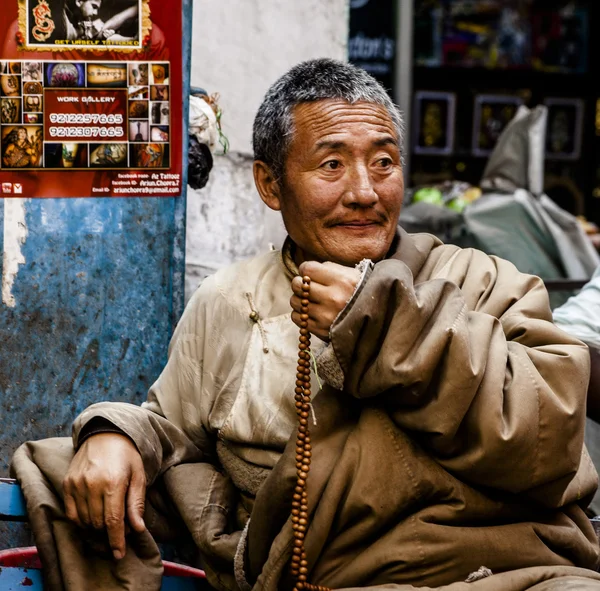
[544,98,584,160]
[402,180,482,240]
[579,216,600,236]
[472,94,524,157]
[463,186,483,203]
[412,186,444,205]
[480,104,547,196]
[532,7,588,74]
[578,216,600,251]
[402,103,600,307]
[414,0,588,74]
[412,180,482,208]
[442,1,531,69]
[410,0,597,228]
[413,91,456,155]
[414,0,444,66]
[415,0,532,70]
[544,173,585,217]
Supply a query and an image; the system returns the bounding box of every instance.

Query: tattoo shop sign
[0,0,184,197]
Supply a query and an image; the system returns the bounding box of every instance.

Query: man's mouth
[333,220,381,227]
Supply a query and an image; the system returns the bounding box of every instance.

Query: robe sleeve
[72,279,218,486]
[325,248,595,506]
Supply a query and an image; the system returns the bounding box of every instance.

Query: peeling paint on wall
[2,198,29,308]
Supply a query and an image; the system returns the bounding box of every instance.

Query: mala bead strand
[291,276,331,591]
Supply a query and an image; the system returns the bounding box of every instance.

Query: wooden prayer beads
[290,276,331,591]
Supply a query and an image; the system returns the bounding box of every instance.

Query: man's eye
[322,160,341,170]
[377,157,393,167]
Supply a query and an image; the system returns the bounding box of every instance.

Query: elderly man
[11,59,600,591]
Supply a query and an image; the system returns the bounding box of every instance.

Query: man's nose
[342,164,378,208]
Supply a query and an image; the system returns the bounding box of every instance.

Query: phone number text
[49,113,124,124]
[48,127,125,138]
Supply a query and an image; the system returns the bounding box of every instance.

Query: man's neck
[292,243,309,268]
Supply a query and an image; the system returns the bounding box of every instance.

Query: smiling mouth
[333,220,381,227]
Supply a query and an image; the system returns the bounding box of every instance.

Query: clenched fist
[290,260,361,341]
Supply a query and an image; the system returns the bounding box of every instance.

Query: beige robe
[11,230,600,591]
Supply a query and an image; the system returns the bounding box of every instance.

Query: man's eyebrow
[373,136,399,148]
[314,136,399,151]
[314,140,346,151]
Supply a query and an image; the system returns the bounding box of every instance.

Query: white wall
[185,0,349,300]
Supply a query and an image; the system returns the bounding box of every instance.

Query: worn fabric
[334,568,600,591]
[11,437,600,591]
[74,239,324,478]
[246,232,600,590]
[554,265,600,515]
[11,438,165,591]
[554,265,600,350]
[480,104,547,197]
[11,230,600,591]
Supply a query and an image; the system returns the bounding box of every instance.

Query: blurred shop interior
[349,0,600,301]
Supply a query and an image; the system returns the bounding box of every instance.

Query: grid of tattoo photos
[0,61,171,170]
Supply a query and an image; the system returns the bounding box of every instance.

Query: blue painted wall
[0,196,186,467]
[0,0,192,549]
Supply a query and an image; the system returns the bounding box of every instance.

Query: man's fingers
[63,492,83,528]
[104,489,126,560]
[87,488,106,530]
[291,276,305,297]
[298,260,340,286]
[292,261,360,343]
[290,296,319,319]
[290,282,328,308]
[291,311,329,342]
[291,274,325,298]
[126,469,146,534]
[72,490,92,527]
[297,261,329,286]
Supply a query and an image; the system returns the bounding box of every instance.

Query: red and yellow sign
[0,0,184,197]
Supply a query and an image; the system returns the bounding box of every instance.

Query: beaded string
[291,275,331,591]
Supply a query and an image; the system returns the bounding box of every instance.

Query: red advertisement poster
[0,0,183,197]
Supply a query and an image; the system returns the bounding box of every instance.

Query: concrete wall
[185,0,349,299]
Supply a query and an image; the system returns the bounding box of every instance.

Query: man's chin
[293,230,395,266]
[328,244,390,267]
[330,232,394,265]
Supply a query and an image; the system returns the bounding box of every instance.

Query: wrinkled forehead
[289,99,399,149]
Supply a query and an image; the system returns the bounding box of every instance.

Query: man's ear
[253,160,282,211]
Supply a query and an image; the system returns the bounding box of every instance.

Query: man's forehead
[292,99,392,121]
[290,99,398,145]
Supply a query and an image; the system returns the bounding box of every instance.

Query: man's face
[77,0,101,19]
[275,100,403,266]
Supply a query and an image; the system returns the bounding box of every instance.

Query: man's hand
[62,433,146,560]
[291,261,361,341]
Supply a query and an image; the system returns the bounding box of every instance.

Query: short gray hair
[253,58,404,181]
